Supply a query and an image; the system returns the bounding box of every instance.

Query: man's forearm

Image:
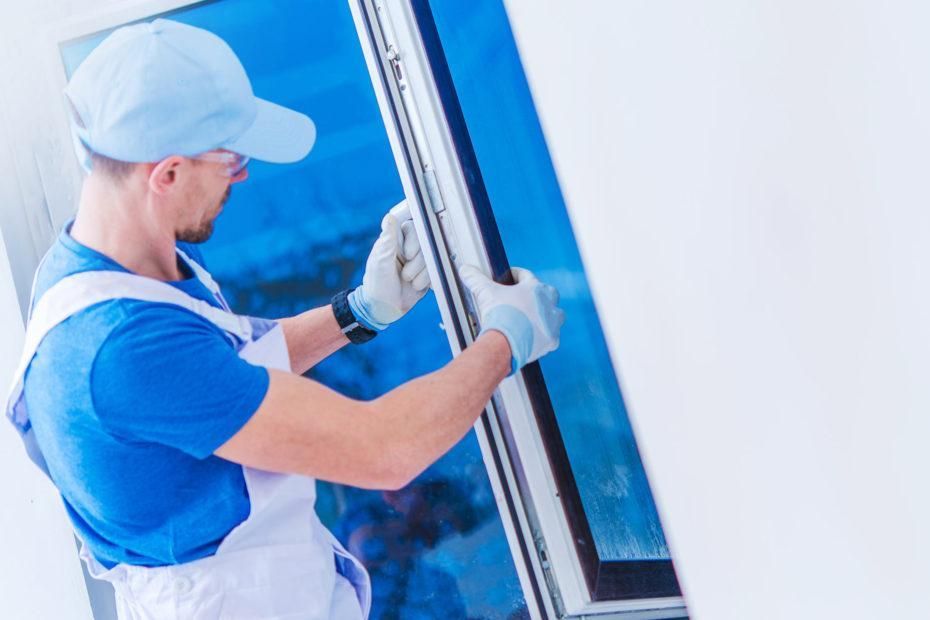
[217,263,561,491]
[215,330,514,490]
[279,305,349,374]
[368,330,512,487]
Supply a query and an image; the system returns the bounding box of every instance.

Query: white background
[506,1,930,619]
[0,2,154,617]
[0,227,93,618]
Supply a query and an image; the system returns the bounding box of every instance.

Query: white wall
[0,0,132,311]
[0,228,93,618]
[1,3,130,617]
[506,1,930,619]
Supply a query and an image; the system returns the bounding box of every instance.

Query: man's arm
[216,265,563,491]
[278,307,348,375]
[215,330,511,490]
[277,201,429,375]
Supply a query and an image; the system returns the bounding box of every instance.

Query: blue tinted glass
[429,0,670,561]
[60,1,528,616]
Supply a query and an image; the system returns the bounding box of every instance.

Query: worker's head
[79,146,251,243]
[63,18,316,242]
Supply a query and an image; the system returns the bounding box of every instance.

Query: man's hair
[90,152,137,182]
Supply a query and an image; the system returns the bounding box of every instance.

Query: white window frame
[348,1,688,618]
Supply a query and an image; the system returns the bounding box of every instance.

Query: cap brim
[222,97,316,163]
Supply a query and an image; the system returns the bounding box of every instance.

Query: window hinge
[372,0,461,263]
[535,533,567,617]
[423,167,446,214]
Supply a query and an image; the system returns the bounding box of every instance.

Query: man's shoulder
[33,232,214,323]
[32,226,208,303]
[32,228,126,306]
[25,297,233,414]
[37,296,218,365]
[28,230,230,370]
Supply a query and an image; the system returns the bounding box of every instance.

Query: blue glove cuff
[347,286,390,332]
[480,305,534,376]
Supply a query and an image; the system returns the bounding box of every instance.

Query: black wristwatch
[331,288,378,344]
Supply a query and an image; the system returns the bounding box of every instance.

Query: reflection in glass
[429,0,671,562]
[60,1,528,617]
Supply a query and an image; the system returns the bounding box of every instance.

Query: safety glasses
[192,149,250,177]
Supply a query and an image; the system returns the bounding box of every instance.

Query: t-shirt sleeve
[90,304,270,458]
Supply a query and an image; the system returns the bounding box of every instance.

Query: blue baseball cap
[63,18,316,170]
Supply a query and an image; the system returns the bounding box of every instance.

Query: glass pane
[60,1,528,617]
[428,0,670,563]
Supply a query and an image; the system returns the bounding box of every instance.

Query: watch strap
[331,288,377,344]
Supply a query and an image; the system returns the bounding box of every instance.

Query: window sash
[349,0,688,617]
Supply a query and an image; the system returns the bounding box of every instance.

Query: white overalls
[5,251,371,619]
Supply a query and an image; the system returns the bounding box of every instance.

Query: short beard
[177,186,231,244]
[177,221,215,244]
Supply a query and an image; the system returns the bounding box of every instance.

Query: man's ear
[147,156,187,195]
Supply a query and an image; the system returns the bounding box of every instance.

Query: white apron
[5,251,371,619]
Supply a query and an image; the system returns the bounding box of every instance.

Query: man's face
[176,158,248,243]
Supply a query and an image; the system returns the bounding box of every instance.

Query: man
[5,19,564,619]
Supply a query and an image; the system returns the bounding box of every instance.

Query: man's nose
[231,167,249,184]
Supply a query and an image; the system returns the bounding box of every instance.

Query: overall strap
[15,271,254,390]
[175,247,232,311]
[35,270,250,343]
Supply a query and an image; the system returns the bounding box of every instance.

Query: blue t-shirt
[22,224,270,568]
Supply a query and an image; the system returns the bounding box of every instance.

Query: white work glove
[459,265,565,375]
[348,201,431,331]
